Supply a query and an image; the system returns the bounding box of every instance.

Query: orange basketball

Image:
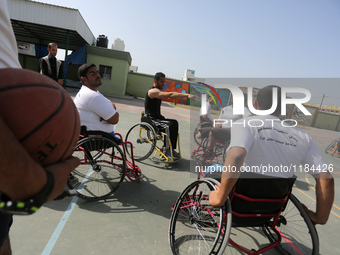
[0,68,80,166]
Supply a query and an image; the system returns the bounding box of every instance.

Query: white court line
[41,168,93,255]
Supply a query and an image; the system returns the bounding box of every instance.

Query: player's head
[47,42,58,57]
[154,72,166,89]
[78,63,102,89]
[256,85,281,116]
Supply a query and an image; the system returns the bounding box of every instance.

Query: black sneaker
[172,150,180,159]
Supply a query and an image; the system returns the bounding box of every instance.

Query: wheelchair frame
[192,136,230,166]
[125,119,181,164]
[68,129,141,200]
[169,175,319,255]
[325,139,340,158]
[193,121,213,146]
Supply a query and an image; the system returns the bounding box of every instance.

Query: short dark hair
[154,72,165,81]
[78,63,97,79]
[48,42,57,48]
[256,85,281,116]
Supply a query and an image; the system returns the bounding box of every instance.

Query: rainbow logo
[197,82,222,106]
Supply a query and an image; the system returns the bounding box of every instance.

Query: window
[99,65,112,80]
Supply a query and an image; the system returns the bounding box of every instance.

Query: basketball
[0,68,80,166]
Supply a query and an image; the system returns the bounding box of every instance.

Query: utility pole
[319,94,325,110]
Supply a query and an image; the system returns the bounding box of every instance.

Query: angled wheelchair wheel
[325,139,340,157]
[262,193,319,255]
[169,178,232,255]
[125,122,157,162]
[194,122,212,145]
[69,137,126,200]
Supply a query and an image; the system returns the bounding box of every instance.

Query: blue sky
[43,0,340,105]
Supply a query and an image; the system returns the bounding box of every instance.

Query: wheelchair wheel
[194,122,213,145]
[69,137,126,200]
[325,139,337,154]
[262,193,319,255]
[169,179,232,255]
[125,122,157,161]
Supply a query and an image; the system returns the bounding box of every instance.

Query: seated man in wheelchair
[74,63,120,141]
[144,72,196,159]
[198,96,251,158]
[209,85,334,226]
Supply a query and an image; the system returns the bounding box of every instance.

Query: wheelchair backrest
[140,112,161,134]
[80,126,121,147]
[230,172,296,227]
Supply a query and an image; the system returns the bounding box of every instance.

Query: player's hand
[209,185,223,208]
[110,101,117,110]
[57,79,64,86]
[188,94,200,99]
[45,156,80,202]
[301,203,317,225]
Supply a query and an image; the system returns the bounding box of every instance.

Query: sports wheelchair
[325,139,340,158]
[125,112,181,164]
[191,127,230,166]
[169,172,319,255]
[67,126,141,200]
[193,120,213,146]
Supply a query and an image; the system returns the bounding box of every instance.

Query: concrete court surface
[9,88,340,255]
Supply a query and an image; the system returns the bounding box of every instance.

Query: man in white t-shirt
[209,85,334,225]
[74,63,119,137]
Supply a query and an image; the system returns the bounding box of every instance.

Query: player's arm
[209,147,246,207]
[0,114,79,202]
[104,101,119,124]
[105,111,119,125]
[92,97,119,125]
[148,88,194,99]
[304,172,334,225]
[300,138,335,225]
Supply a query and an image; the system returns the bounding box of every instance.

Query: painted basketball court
[9,88,340,254]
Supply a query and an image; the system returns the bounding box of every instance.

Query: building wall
[126,72,154,98]
[313,111,340,131]
[87,52,129,96]
[19,54,39,72]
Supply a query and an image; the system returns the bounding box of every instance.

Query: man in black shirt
[145,72,195,158]
[40,43,64,86]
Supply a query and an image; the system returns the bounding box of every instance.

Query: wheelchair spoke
[263,194,319,255]
[125,123,156,161]
[169,179,230,255]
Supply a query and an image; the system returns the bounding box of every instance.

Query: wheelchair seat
[140,113,165,136]
[230,172,296,227]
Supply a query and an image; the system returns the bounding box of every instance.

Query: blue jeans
[109,131,122,143]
